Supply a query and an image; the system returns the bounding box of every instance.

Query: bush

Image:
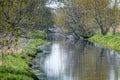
[27,30,47,39]
[23,39,46,56]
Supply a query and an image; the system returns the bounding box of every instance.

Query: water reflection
[44,43,66,78]
[43,40,120,80]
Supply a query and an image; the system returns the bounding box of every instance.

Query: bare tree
[55,0,95,39]
[90,0,110,35]
[109,0,120,35]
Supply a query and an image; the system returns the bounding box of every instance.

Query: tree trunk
[100,26,109,35]
[101,30,107,35]
[112,27,116,35]
[73,32,80,40]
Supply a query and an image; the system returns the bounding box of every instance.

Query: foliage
[89,33,120,52]
[22,0,53,31]
[0,30,48,79]
[27,30,47,39]
[23,30,47,56]
[109,0,120,35]
[0,0,53,54]
[23,39,46,56]
[57,0,120,38]
[0,0,27,53]
[0,54,36,80]
[0,0,51,79]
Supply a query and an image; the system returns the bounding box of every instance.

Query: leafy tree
[89,0,120,35]
[0,0,28,54]
[0,0,53,54]
[61,0,120,36]
[89,0,110,35]
[22,0,53,32]
[55,0,95,39]
[109,0,120,35]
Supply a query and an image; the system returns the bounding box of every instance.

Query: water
[32,0,120,80]
[42,40,120,80]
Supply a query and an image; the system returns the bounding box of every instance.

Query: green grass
[0,30,48,80]
[23,39,46,56]
[26,30,47,39]
[89,33,120,52]
[0,54,37,80]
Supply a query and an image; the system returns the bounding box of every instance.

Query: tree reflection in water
[42,40,120,80]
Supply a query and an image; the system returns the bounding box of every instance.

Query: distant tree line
[54,0,120,39]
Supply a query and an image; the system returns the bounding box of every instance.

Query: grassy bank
[0,31,47,80]
[89,33,120,52]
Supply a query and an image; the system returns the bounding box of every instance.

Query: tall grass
[0,54,37,80]
[0,30,48,80]
[23,39,46,56]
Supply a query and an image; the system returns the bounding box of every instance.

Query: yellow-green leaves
[7,25,12,31]
[1,40,9,46]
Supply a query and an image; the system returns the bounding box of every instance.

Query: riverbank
[89,33,120,52]
[0,31,48,80]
